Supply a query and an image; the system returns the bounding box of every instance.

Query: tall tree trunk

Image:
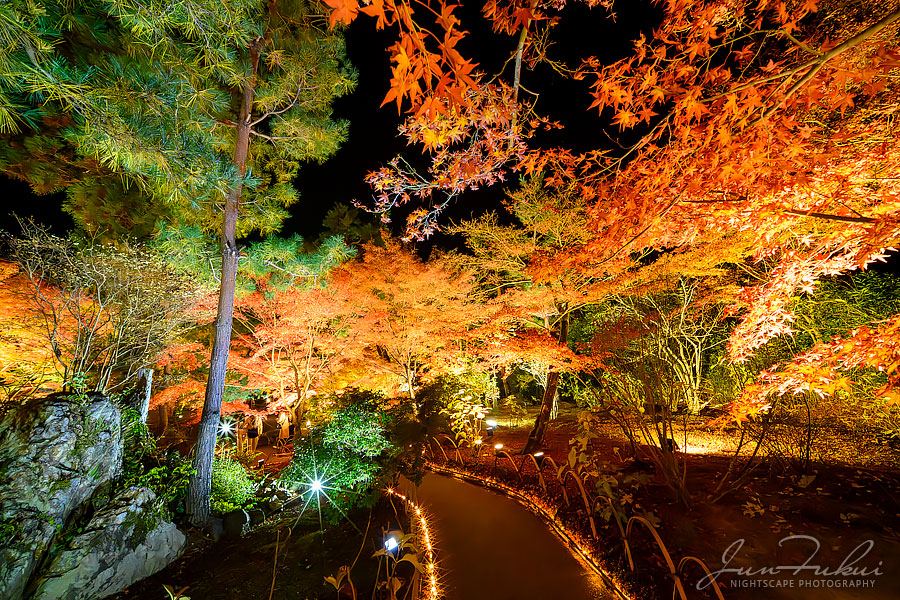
[496,366,508,402]
[156,404,170,436]
[186,43,260,526]
[136,368,153,422]
[523,311,568,454]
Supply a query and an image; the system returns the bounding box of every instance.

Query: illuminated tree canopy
[318,0,900,423]
[3,1,900,546]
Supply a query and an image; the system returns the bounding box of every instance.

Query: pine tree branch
[249,130,289,143]
[249,68,318,127]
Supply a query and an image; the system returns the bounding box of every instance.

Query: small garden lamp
[492,443,504,474]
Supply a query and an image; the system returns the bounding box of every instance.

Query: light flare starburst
[289,452,364,535]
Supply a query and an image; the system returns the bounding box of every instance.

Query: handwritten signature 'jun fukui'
[697,535,883,590]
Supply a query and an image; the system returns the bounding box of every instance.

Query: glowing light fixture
[218,420,233,436]
[494,443,503,450]
[384,488,440,600]
[310,479,323,493]
[485,419,498,428]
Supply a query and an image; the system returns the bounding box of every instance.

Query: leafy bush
[134,454,194,508]
[121,407,155,459]
[440,393,486,447]
[280,395,391,521]
[211,454,257,514]
[417,372,499,409]
[281,442,382,521]
[321,403,391,458]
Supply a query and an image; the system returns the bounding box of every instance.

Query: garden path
[403,472,614,600]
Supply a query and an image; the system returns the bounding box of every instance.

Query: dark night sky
[0,1,659,244]
[0,177,70,234]
[284,0,660,247]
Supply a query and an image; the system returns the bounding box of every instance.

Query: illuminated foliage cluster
[319,0,900,424]
[331,240,487,399]
[3,223,199,395]
[281,392,392,519]
[210,454,258,514]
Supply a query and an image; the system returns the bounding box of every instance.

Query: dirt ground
[110,499,410,600]
[483,402,900,600]
[114,402,900,600]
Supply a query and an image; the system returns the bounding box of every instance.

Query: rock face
[31,486,186,600]
[222,509,249,538]
[0,394,123,600]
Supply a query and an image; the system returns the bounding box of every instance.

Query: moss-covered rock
[31,486,185,600]
[0,393,122,600]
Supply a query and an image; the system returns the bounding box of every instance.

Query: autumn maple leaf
[360,0,390,30]
[512,7,538,29]
[324,0,359,28]
[614,109,638,129]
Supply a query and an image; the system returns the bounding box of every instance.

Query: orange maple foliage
[554,0,900,419]
[229,279,364,418]
[538,1,900,350]
[0,263,61,393]
[330,1,553,238]
[725,313,900,424]
[329,0,478,116]
[330,239,487,399]
[324,0,359,27]
[328,0,900,421]
[364,83,533,238]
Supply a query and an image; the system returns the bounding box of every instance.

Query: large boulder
[0,394,122,600]
[31,486,186,600]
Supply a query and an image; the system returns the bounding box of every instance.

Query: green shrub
[280,397,391,522]
[321,403,391,458]
[211,455,257,514]
[280,442,382,521]
[120,452,194,511]
[417,372,499,409]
